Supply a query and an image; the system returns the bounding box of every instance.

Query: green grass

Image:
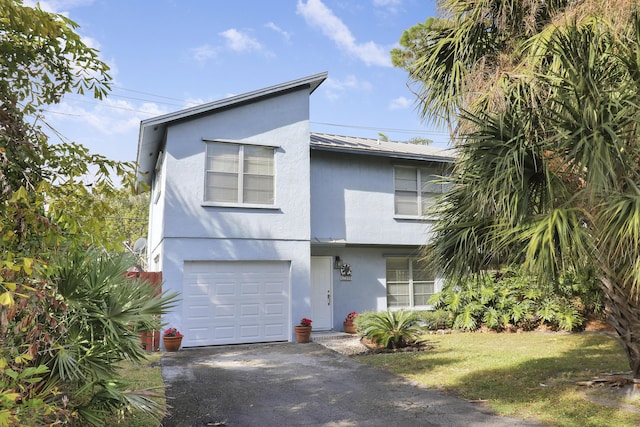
[354,332,640,427]
[112,352,165,427]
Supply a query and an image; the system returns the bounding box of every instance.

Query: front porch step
[311,331,357,342]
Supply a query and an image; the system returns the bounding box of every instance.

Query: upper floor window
[205,142,275,205]
[394,165,446,216]
[386,257,435,308]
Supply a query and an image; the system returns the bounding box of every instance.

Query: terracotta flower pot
[163,336,183,352]
[343,320,357,334]
[295,325,312,343]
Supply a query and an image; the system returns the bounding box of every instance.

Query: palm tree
[43,248,178,425]
[356,310,423,349]
[394,0,640,378]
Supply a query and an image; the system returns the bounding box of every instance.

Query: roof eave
[310,144,456,163]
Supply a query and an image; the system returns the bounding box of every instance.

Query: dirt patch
[584,318,614,332]
[581,385,640,414]
[360,337,433,354]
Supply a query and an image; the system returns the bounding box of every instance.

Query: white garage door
[182,261,290,346]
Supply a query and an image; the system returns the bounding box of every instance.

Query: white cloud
[265,22,291,42]
[373,0,402,11]
[183,97,207,107]
[297,0,392,67]
[190,44,219,62]
[220,28,263,52]
[49,97,170,137]
[323,75,372,100]
[389,96,412,110]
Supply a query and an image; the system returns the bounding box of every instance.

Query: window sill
[388,305,436,311]
[393,214,436,221]
[201,202,281,210]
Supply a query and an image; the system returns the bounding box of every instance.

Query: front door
[310,256,333,330]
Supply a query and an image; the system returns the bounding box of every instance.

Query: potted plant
[163,327,183,352]
[294,317,312,343]
[343,312,358,334]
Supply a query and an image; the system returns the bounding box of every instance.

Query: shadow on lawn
[359,333,640,426]
[447,333,638,426]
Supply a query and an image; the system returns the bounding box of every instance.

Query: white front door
[310,256,333,330]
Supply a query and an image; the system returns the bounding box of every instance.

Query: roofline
[310,143,456,163]
[135,72,328,188]
[140,72,327,130]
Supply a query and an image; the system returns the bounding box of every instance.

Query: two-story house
[136,72,455,347]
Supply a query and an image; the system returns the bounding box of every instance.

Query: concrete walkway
[161,342,541,427]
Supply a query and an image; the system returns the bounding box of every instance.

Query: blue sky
[30,0,447,164]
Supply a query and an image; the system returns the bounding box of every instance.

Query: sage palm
[356,310,423,349]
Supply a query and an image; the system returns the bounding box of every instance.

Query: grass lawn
[112,352,165,427]
[355,332,640,427]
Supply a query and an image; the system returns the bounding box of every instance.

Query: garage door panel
[214,304,235,318]
[185,284,208,297]
[215,283,236,296]
[264,302,284,315]
[214,326,235,340]
[187,305,211,320]
[183,261,290,346]
[264,323,285,337]
[188,326,211,346]
[240,303,260,316]
[239,325,260,338]
[240,283,260,296]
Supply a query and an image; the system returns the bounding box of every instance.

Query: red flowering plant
[163,327,183,338]
[299,318,312,327]
[345,312,359,322]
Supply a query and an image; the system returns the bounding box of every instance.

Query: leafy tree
[393,0,640,378]
[0,1,166,424]
[95,186,150,265]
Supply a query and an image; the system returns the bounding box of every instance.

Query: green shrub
[430,267,597,332]
[355,310,424,349]
[1,248,178,426]
[414,309,453,330]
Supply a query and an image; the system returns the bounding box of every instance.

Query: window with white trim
[394,165,445,216]
[205,142,275,205]
[386,258,435,308]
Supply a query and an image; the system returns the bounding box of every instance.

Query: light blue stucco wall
[163,90,311,242]
[310,150,446,330]
[312,246,437,331]
[151,88,313,341]
[310,150,435,245]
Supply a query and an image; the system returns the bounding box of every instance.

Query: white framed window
[394,165,446,216]
[205,142,275,205]
[386,257,435,308]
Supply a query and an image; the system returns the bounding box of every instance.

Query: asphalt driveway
[161,342,541,427]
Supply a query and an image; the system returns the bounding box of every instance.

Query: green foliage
[355,310,424,349]
[0,362,74,426]
[1,248,177,425]
[414,309,453,330]
[0,1,161,424]
[395,0,640,377]
[430,268,599,332]
[0,0,111,113]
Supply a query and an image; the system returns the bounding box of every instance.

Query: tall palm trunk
[601,276,640,379]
